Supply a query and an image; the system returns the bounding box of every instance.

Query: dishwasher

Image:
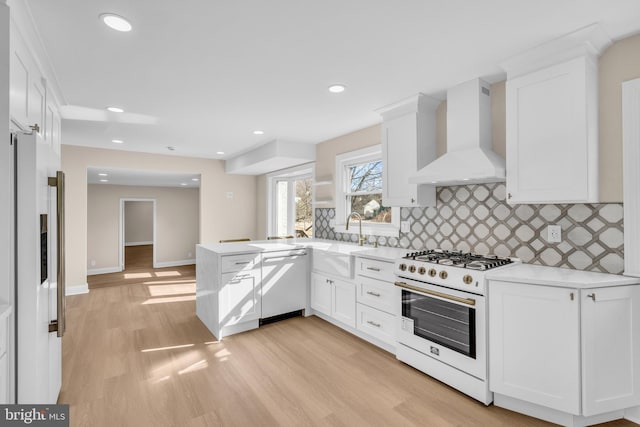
[260,249,308,323]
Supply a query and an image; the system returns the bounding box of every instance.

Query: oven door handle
[394,281,476,307]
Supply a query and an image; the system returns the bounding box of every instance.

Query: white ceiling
[24,0,640,160]
[87,167,201,188]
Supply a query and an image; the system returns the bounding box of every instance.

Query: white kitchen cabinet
[377,94,438,207]
[489,278,640,426]
[310,272,356,328]
[195,248,262,339]
[310,273,332,316]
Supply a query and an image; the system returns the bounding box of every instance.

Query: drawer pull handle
[588,293,596,301]
[235,261,251,265]
[367,320,381,328]
[366,267,381,272]
[366,291,381,297]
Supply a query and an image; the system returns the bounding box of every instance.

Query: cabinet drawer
[313,250,352,279]
[356,303,397,346]
[356,257,395,282]
[356,277,397,315]
[221,253,260,273]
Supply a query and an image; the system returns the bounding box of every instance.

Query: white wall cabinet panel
[489,281,581,414]
[506,58,598,204]
[581,286,640,416]
[378,94,438,207]
[9,49,29,128]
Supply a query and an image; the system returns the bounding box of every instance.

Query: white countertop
[486,264,640,289]
[198,238,403,261]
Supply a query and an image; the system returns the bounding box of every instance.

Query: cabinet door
[581,286,640,416]
[489,281,581,414]
[506,57,594,204]
[332,279,356,328]
[220,270,261,325]
[382,114,419,207]
[310,273,331,316]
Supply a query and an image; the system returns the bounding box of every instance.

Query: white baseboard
[154,259,195,268]
[625,407,640,424]
[66,283,89,296]
[87,266,122,276]
[125,241,153,247]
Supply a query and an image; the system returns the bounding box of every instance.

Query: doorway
[119,199,156,271]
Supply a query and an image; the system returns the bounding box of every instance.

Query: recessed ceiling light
[112,139,124,144]
[100,13,132,32]
[253,130,264,135]
[328,84,346,93]
[107,106,124,113]
[98,173,108,177]
[180,183,188,186]
[463,178,470,181]
[100,179,109,183]
[216,151,225,155]
[191,178,199,182]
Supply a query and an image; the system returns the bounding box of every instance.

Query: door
[332,278,356,328]
[16,132,62,403]
[488,281,580,415]
[581,286,640,416]
[310,273,331,316]
[270,172,313,238]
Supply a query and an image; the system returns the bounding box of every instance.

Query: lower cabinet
[311,272,356,328]
[489,280,640,424]
[220,269,261,326]
[356,303,396,346]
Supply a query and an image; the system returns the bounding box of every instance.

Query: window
[268,165,313,238]
[335,145,399,236]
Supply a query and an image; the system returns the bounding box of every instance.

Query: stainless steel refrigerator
[11,130,65,403]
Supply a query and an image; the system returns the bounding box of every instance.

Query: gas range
[394,250,517,295]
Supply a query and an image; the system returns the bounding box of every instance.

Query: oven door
[395,280,487,380]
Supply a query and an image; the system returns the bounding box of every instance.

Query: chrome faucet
[346,212,365,246]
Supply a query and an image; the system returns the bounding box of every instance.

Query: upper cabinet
[501,24,611,204]
[377,94,439,207]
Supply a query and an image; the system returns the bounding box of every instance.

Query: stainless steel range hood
[408,78,505,185]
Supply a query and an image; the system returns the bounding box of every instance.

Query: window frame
[266,163,314,239]
[334,145,400,237]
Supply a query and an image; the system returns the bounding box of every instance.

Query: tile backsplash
[315,183,624,274]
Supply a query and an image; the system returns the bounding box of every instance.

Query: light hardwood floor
[67,248,635,426]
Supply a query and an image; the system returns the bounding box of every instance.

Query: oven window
[402,289,476,358]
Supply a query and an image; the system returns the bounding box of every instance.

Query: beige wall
[124,201,153,244]
[256,175,268,240]
[88,185,199,270]
[315,125,382,208]
[62,145,257,289]
[599,33,640,202]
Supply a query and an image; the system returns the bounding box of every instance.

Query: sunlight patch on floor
[147,284,195,296]
[154,271,182,277]
[141,295,195,305]
[124,272,153,279]
[178,360,208,375]
[142,279,196,285]
[141,343,195,353]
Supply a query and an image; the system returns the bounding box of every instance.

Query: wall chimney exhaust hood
[408,78,505,185]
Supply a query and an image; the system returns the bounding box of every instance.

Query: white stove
[394,249,518,405]
[394,250,515,295]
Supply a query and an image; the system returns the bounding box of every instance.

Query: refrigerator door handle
[47,171,65,337]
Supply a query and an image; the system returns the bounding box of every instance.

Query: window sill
[333,223,400,238]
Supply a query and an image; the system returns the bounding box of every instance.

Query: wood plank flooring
[66,249,636,426]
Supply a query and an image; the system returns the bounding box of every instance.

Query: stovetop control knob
[463,274,473,285]
[418,267,426,275]
[439,270,448,280]
[428,268,437,277]
[408,265,416,273]
[399,263,407,271]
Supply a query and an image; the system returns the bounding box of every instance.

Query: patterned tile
[315,182,625,274]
